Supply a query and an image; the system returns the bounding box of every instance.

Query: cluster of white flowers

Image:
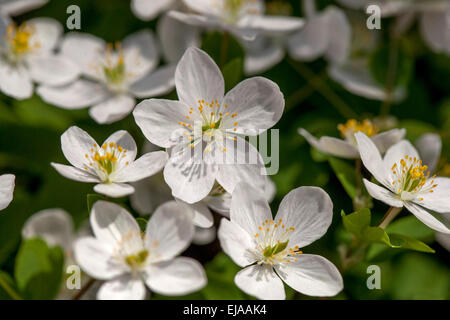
[1,0,449,301]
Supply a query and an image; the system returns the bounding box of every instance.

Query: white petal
[238,15,304,34]
[371,128,407,154]
[145,257,206,296]
[89,95,136,124]
[97,275,146,300]
[363,179,403,208]
[0,62,33,100]
[216,137,266,194]
[0,0,48,16]
[129,64,176,98]
[275,254,343,297]
[193,226,216,245]
[436,232,450,251]
[51,163,100,183]
[415,133,441,173]
[235,264,285,300]
[182,0,222,17]
[383,140,420,169]
[177,198,214,228]
[94,183,135,198]
[74,237,126,280]
[355,132,390,188]
[328,61,406,101]
[60,126,97,169]
[60,32,106,79]
[0,174,14,211]
[168,10,221,29]
[90,201,141,247]
[28,55,80,86]
[299,128,359,159]
[416,177,450,213]
[404,202,450,234]
[221,77,284,135]
[175,47,224,109]
[275,186,333,248]
[243,36,284,75]
[204,193,231,217]
[229,182,272,237]
[323,6,351,64]
[22,209,74,251]
[131,0,175,21]
[164,148,218,204]
[123,29,159,82]
[113,151,168,183]
[37,80,109,110]
[157,13,201,63]
[103,130,137,163]
[420,11,450,55]
[133,99,192,148]
[217,218,256,267]
[26,17,62,55]
[145,201,194,261]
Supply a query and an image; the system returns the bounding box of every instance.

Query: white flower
[355,132,450,234]
[169,0,304,41]
[51,126,168,198]
[37,30,176,124]
[133,47,284,204]
[288,2,351,64]
[299,119,406,159]
[22,208,94,299]
[0,0,48,16]
[0,16,79,99]
[0,174,14,211]
[218,182,343,300]
[131,0,176,21]
[74,200,207,300]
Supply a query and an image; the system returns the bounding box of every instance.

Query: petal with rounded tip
[235,264,285,300]
[0,174,14,211]
[363,179,403,208]
[97,275,146,300]
[113,151,168,183]
[404,202,450,234]
[218,219,256,267]
[89,95,136,125]
[51,163,100,183]
[60,126,98,169]
[94,183,135,198]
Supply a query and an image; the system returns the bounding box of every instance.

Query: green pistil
[125,250,149,267]
[263,241,289,258]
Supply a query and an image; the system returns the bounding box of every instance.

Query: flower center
[338,119,379,141]
[253,218,302,265]
[125,250,149,268]
[391,155,438,200]
[83,142,129,180]
[222,0,262,23]
[103,42,126,86]
[5,23,38,60]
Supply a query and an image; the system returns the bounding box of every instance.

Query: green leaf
[136,217,148,232]
[0,271,20,300]
[201,31,244,67]
[14,238,65,300]
[222,58,243,92]
[341,208,371,237]
[87,194,105,213]
[329,157,357,199]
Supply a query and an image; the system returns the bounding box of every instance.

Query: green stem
[220,32,230,68]
[72,278,96,300]
[287,58,358,118]
[378,206,402,229]
[0,275,22,300]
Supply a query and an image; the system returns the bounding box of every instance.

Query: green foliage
[329,158,358,199]
[222,58,244,92]
[14,239,65,300]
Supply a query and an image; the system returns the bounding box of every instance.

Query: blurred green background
[0,0,449,300]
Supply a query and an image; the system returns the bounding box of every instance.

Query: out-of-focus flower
[51,126,168,198]
[134,47,284,204]
[337,0,450,55]
[38,30,175,124]
[0,174,14,211]
[0,0,48,16]
[22,208,93,299]
[169,0,304,41]
[299,119,406,159]
[131,0,176,21]
[74,200,207,300]
[218,182,343,300]
[0,16,79,99]
[356,132,450,234]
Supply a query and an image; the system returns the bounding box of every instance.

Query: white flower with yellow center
[134,47,284,204]
[74,200,207,300]
[51,126,168,198]
[169,0,304,40]
[300,119,406,159]
[0,15,79,99]
[218,182,343,300]
[0,174,14,211]
[356,132,450,233]
[37,30,176,124]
